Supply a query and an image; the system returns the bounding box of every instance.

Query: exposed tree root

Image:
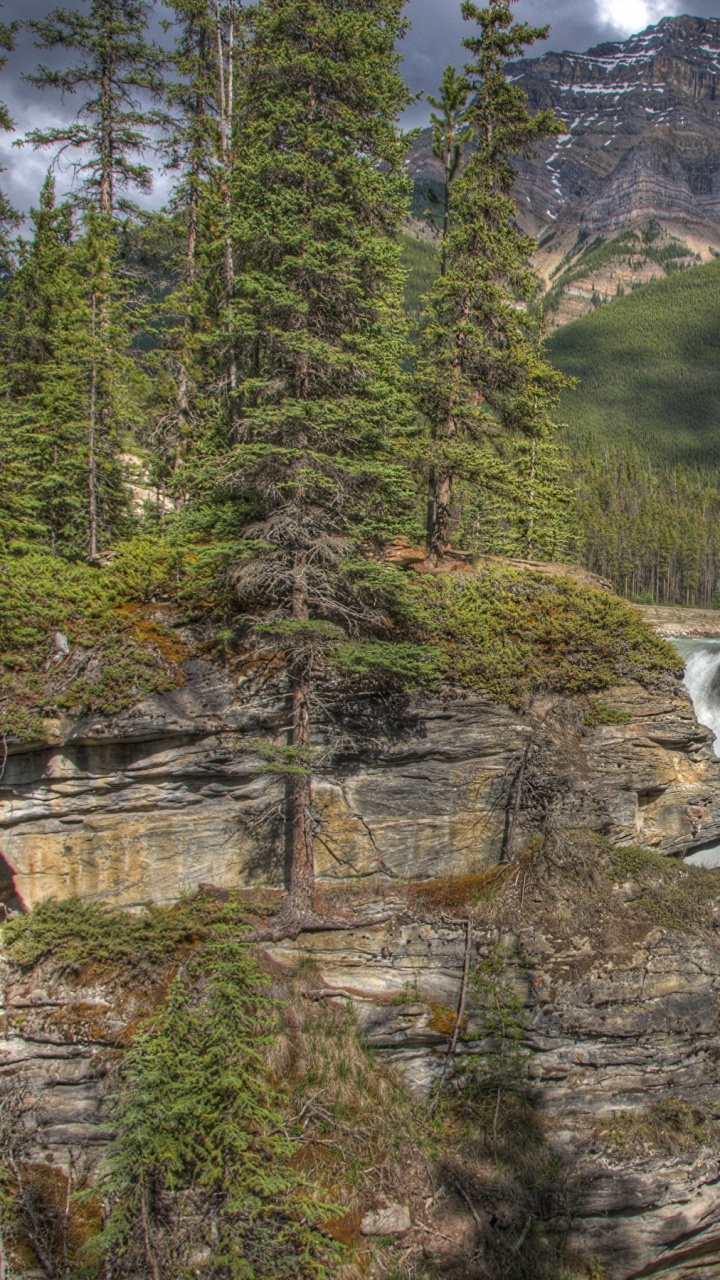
[255,905,396,942]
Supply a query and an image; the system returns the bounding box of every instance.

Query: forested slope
[549,258,720,467]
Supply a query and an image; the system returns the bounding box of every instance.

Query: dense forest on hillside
[399,230,720,606]
[549,256,720,468]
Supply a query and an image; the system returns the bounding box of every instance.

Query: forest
[1,0,718,610]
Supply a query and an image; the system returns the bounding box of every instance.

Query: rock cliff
[4,655,720,1278]
[6,833,720,1279]
[1,660,718,909]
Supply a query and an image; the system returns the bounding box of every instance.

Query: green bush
[417,568,681,707]
[1,895,227,975]
[0,545,187,738]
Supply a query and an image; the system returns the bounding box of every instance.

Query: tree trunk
[288,662,314,913]
[100,55,113,215]
[88,294,98,561]
[287,567,314,915]
[173,173,200,487]
[216,0,238,429]
[428,469,452,564]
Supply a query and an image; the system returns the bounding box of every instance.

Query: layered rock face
[6,838,720,1279]
[409,16,720,248]
[5,663,720,1278]
[510,16,720,245]
[1,662,718,909]
[269,883,720,1280]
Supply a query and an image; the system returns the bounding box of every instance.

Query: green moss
[610,844,720,931]
[596,1098,716,1156]
[417,568,681,708]
[583,697,632,727]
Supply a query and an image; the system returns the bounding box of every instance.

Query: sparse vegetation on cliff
[0,894,439,1279]
[418,568,681,707]
[0,543,190,740]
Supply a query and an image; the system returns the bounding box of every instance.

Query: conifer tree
[24,0,168,216]
[19,0,164,558]
[151,0,221,483]
[213,0,416,935]
[0,176,75,547]
[426,65,471,275]
[460,435,577,562]
[0,192,135,556]
[0,7,20,270]
[419,0,570,564]
[152,0,248,483]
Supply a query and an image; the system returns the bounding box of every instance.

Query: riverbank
[637,604,720,638]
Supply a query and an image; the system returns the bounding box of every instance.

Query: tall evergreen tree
[0,190,136,556]
[0,176,75,548]
[0,6,20,271]
[151,0,249,483]
[150,0,221,484]
[23,0,168,215]
[419,0,570,564]
[210,0,416,934]
[19,0,165,557]
[426,65,471,275]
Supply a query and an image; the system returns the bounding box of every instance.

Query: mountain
[408,16,720,324]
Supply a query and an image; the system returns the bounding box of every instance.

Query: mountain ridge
[407,15,720,324]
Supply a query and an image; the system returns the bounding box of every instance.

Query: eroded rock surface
[267,850,720,1280]
[6,843,720,1279]
[4,659,720,1276]
[1,659,718,909]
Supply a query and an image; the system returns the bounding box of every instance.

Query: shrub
[417,568,680,707]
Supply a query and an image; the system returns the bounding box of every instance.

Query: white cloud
[595,0,683,37]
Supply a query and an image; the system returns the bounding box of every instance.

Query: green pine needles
[202,0,423,926]
[95,909,338,1278]
[420,0,572,563]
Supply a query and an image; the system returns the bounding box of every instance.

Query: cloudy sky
[3,0,720,213]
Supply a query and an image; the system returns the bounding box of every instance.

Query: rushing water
[670,638,720,866]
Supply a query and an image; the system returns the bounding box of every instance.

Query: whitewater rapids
[671,638,720,865]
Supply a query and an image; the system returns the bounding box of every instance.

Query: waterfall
[671,638,720,866]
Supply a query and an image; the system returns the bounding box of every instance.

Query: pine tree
[149,0,221,487]
[207,0,417,935]
[426,65,471,275]
[23,0,168,215]
[0,176,75,548]
[0,7,20,270]
[19,0,165,557]
[0,193,136,556]
[150,0,250,487]
[459,435,577,562]
[419,0,570,564]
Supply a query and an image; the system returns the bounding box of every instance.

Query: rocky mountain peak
[407,15,720,322]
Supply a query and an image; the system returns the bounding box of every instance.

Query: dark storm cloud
[5,0,720,208]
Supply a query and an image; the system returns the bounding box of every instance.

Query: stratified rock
[360,1204,412,1235]
[409,16,720,312]
[1,658,718,907]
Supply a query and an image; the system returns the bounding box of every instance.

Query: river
[671,638,720,866]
